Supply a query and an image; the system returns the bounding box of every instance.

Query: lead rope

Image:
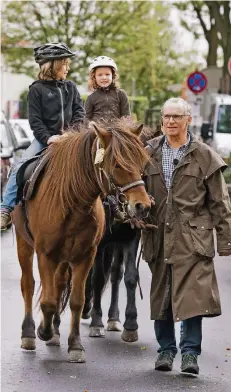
[136,244,143,300]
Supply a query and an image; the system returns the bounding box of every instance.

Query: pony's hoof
[121,329,138,342]
[81,311,91,320]
[89,326,105,337]
[21,337,36,350]
[37,324,53,342]
[69,350,86,363]
[46,333,60,346]
[107,320,122,332]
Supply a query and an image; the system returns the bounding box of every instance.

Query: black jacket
[28,80,85,145]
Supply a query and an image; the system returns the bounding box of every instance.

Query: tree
[174,1,231,91]
[174,1,220,66]
[207,1,231,77]
[2,1,195,109]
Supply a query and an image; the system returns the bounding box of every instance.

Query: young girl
[85,56,131,122]
[85,56,131,220]
[1,42,85,230]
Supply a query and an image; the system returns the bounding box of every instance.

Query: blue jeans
[154,304,202,356]
[1,139,45,210]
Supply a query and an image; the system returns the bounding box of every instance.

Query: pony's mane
[43,120,149,218]
[102,119,149,173]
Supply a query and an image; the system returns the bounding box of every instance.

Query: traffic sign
[187,71,208,94]
[228,57,231,76]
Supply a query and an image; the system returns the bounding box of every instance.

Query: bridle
[94,138,145,212]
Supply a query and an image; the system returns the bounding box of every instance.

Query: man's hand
[149,195,155,205]
[219,250,231,257]
[47,135,62,145]
[125,217,158,231]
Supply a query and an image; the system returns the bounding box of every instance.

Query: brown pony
[14,120,151,363]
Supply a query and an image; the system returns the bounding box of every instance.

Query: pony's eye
[115,164,121,169]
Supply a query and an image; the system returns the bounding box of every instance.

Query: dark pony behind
[82,123,160,341]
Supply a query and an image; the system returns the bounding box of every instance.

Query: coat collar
[146,132,199,164]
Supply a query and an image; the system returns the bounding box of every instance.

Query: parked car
[9,119,32,165]
[1,148,12,201]
[9,119,34,142]
[1,112,30,199]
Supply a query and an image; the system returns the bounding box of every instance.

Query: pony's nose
[135,203,144,213]
[135,203,150,217]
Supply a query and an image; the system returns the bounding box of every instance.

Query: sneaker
[1,210,12,231]
[155,351,175,371]
[181,353,199,375]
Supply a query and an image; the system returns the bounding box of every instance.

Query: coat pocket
[189,219,215,258]
[141,230,158,263]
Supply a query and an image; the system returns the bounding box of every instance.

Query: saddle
[12,148,49,247]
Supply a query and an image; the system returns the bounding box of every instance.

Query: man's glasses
[162,114,188,122]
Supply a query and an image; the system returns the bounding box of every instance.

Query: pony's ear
[90,122,112,148]
[132,123,144,136]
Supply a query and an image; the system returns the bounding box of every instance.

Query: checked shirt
[162,134,190,191]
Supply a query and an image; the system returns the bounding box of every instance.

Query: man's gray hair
[161,97,192,115]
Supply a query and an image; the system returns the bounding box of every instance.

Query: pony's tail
[101,243,114,295]
[34,266,72,313]
[60,267,72,314]
[35,283,42,310]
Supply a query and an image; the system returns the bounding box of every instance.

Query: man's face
[162,103,192,137]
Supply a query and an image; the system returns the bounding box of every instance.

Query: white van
[208,94,231,159]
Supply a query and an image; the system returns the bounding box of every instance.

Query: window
[217,105,231,134]
[13,124,27,140]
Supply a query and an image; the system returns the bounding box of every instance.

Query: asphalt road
[1,228,231,392]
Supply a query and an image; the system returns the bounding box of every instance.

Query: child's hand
[47,135,61,145]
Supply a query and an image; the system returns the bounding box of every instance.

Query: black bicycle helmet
[34,42,76,65]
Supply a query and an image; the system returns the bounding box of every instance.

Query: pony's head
[90,119,151,219]
[44,119,151,219]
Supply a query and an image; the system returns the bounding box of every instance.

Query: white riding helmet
[89,56,117,72]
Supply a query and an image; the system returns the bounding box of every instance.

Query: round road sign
[187,71,207,94]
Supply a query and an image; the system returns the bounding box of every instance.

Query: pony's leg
[121,229,141,343]
[82,268,93,319]
[16,230,36,350]
[36,253,57,342]
[89,244,112,338]
[68,249,97,363]
[46,262,70,346]
[107,246,124,332]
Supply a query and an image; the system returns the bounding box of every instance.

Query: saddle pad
[16,149,49,202]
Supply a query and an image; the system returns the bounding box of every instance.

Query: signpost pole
[186,71,208,136]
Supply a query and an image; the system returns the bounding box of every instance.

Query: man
[142,97,231,375]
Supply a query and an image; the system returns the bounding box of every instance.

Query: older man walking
[142,97,231,375]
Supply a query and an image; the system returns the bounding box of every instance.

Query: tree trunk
[206,26,219,66]
[222,44,231,94]
[208,1,231,93]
